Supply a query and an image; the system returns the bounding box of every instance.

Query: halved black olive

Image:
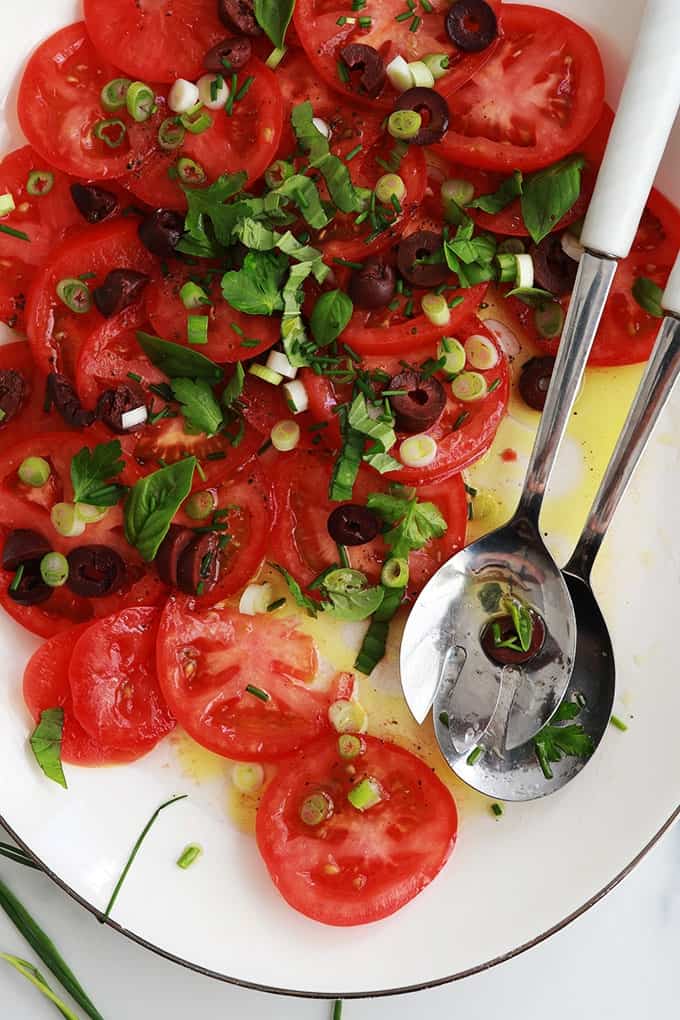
[93,270,149,318]
[218,0,261,35]
[519,356,555,412]
[394,87,450,146]
[348,259,396,309]
[97,383,147,434]
[397,231,448,288]
[480,612,545,665]
[446,0,498,53]
[177,532,221,595]
[46,373,96,429]
[387,370,446,433]
[327,505,380,547]
[340,44,386,98]
[7,562,51,606]
[2,530,51,572]
[66,546,125,598]
[70,183,118,224]
[0,369,26,427]
[530,234,578,297]
[204,37,252,73]
[156,526,196,588]
[138,209,184,258]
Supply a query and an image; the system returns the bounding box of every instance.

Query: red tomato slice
[507,189,680,367]
[293,0,502,112]
[0,342,76,442]
[122,60,284,210]
[69,606,174,751]
[18,23,157,181]
[0,146,84,331]
[22,623,151,765]
[256,734,458,926]
[268,449,467,593]
[157,597,326,761]
[239,374,328,453]
[84,0,226,85]
[75,304,165,408]
[145,262,281,362]
[435,4,605,173]
[25,217,157,377]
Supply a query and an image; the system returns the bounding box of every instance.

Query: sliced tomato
[507,189,680,367]
[22,623,150,765]
[84,0,225,84]
[25,217,157,377]
[268,448,467,592]
[256,734,458,926]
[157,597,326,761]
[75,304,165,408]
[68,606,174,751]
[145,262,281,362]
[435,5,605,173]
[239,373,327,453]
[293,0,502,111]
[0,342,77,442]
[18,23,157,181]
[122,59,283,210]
[0,146,84,331]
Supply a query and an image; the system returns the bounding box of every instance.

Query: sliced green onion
[126,81,156,123]
[249,363,283,386]
[466,745,483,766]
[180,281,210,310]
[328,699,368,734]
[265,46,286,69]
[232,762,265,794]
[0,193,15,216]
[239,583,273,616]
[264,160,294,189]
[496,252,518,283]
[180,107,213,135]
[452,371,488,402]
[422,53,450,79]
[514,253,534,289]
[9,565,24,592]
[534,301,565,339]
[438,336,466,376]
[271,419,301,452]
[399,433,438,468]
[381,557,409,588]
[385,55,414,92]
[50,502,85,538]
[464,334,499,370]
[375,173,406,205]
[187,315,209,345]
[300,791,334,826]
[338,734,366,760]
[75,503,109,524]
[176,157,206,185]
[407,60,435,88]
[157,117,186,151]
[610,714,628,732]
[347,777,384,812]
[177,844,202,870]
[185,490,216,520]
[40,553,69,588]
[18,456,50,487]
[26,171,54,197]
[100,77,131,112]
[442,177,474,209]
[56,278,92,315]
[387,109,422,140]
[93,119,127,149]
[421,292,450,326]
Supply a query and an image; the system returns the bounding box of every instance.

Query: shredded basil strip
[291,101,364,213]
[354,584,405,675]
[30,709,67,789]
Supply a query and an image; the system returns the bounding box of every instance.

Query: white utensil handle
[581,0,680,259]
[663,248,680,317]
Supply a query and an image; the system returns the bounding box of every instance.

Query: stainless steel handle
[566,312,680,579]
[515,252,618,527]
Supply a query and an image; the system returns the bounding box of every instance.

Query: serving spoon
[400,0,680,753]
[433,252,680,800]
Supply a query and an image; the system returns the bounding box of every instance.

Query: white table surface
[0,821,677,1020]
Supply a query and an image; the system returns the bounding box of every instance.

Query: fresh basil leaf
[311,290,353,347]
[291,101,363,214]
[632,276,664,317]
[281,261,320,367]
[270,563,319,616]
[223,363,245,408]
[71,440,125,508]
[255,0,295,49]
[470,171,523,213]
[504,286,555,307]
[324,586,385,622]
[171,378,223,436]
[136,331,223,383]
[521,155,585,244]
[124,458,196,562]
[30,709,67,789]
[222,251,288,316]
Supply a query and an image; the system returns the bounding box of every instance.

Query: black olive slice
[387,370,447,433]
[70,183,118,224]
[446,0,498,53]
[2,530,51,572]
[348,259,397,310]
[394,87,450,146]
[327,505,380,547]
[66,546,126,598]
[397,231,448,288]
[138,209,184,259]
[340,44,386,98]
[519,356,555,411]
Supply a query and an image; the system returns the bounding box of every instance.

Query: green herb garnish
[30,709,67,789]
[124,458,196,561]
[520,155,585,244]
[533,700,594,779]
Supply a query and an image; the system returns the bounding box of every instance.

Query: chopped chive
[230,322,244,336]
[224,72,238,115]
[391,194,402,215]
[267,598,286,613]
[337,60,350,84]
[404,299,414,317]
[333,1002,343,1020]
[234,75,255,103]
[453,411,470,430]
[0,223,30,242]
[308,421,329,432]
[491,802,503,817]
[438,711,449,726]
[488,378,501,393]
[149,382,174,401]
[9,565,24,592]
[355,210,370,225]
[467,501,474,520]
[610,714,628,731]
[395,10,412,20]
[177,843,202,870]
[381,388,408,397]
[246,684,270,702]
[333,257,363,269]
[387,299,400,311]
[240,338,261,348]
[448,295,464,309]
[358,15,372,27]
[104,795,188,918]
[345,144,363,162]
[352,0,366,7]
[410,14,421,30]
[336,14,347,24]
[396,279,404,294]
[466,746,483,766]
[342,343,361,363]
[206,450,226,461]
[194,460,207,482]
[127,372,142,383]
[196,581,205,596]
[338,545,350,569]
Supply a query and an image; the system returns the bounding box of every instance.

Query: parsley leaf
[30,708,67,789]
[71,440,126,508]
[367,488,447,559]
[533,700,594,779]
[171,378,223,435]
[521,155,585,244]
[470,171,523,214]
[321,568,385,621]
[222,251,289,316]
